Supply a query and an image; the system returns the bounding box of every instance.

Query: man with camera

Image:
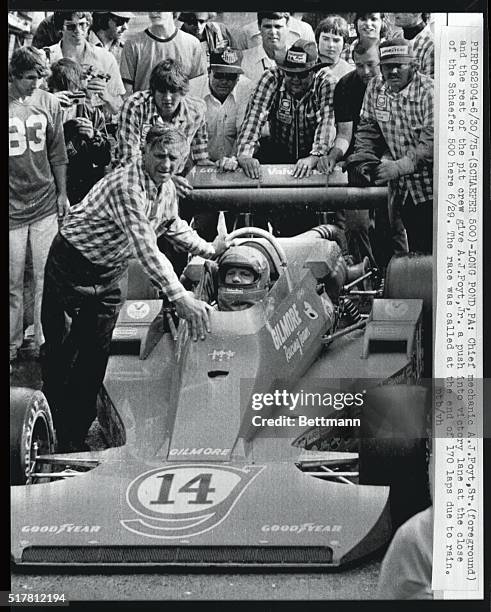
[46,11,125,116]
[47,58,111,204]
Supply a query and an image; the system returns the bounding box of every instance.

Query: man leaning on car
[40,126,232,452]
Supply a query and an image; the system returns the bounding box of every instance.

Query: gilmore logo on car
[121,464,265,539]
[269,304,303,350]
[169,448,231,456]
[21,524,101,535]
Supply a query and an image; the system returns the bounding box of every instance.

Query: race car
[11,167,432,568]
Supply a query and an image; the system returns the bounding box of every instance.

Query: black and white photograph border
[7,6,487,605]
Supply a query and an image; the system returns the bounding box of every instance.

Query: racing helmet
[217,245,270,311]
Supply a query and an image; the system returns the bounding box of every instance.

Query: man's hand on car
[318,151,339,175]
[173,292,213,341]
[292,154,318,178]
[172,175,193,198]
[216,156,238,172]
[237,156,261,179]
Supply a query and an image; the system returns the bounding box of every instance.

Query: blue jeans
[41,233,125,448]
[9,213,58,358]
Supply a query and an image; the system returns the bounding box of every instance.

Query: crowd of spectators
[10,10,434,360]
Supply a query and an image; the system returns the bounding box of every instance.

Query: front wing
[11,455,389,568]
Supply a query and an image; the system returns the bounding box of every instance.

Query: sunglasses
[64,21,89,31]
[283,70,312,79]
[213,72,239,81]
[111,16,130,27]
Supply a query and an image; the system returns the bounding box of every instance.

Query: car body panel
[11,219,423,568]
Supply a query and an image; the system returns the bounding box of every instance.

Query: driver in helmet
[217,245,270,311]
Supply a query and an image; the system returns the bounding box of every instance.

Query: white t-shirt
[377,507,433,599]
[120,28,207,92]
[188,74,254,160]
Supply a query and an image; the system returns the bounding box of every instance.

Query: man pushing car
[41,125,231,451]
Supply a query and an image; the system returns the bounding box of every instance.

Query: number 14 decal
[151,473,216,505]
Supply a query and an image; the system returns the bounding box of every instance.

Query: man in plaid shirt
[117,59,214,199]
[349,38,433,253]
[235,39,336,236]
[41,126,230,451]
[392,13,434,78]
[236,39,336,180]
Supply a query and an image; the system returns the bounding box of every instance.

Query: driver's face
[224,267,255,285]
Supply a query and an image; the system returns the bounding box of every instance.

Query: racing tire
[359,385,431,531]
[120,259,160,301]
[384,253,432,377]
[10,387,56,485]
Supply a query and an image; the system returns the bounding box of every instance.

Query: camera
[66,91,87,105]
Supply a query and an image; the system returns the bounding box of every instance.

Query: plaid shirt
[412,25,434,78]
[355,71,433,205]
[60,159,214,301]
[236,67,336,159]
[116,90,209,169]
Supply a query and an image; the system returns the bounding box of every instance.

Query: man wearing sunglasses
[47,11,125,116]
[237,40,335,178]
[89,12,133,65]
[178,13,233,66]
[189,47,254,240]
[236,39,336,235]
[348,38,434,254]
[189,47,253,171]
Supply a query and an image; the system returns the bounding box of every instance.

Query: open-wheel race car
[11,166,432,569]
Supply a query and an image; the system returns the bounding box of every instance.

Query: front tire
[10,388,56,485]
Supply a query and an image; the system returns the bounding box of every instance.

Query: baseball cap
[276,39,320,72]
[379,38,415,64]
[108,11,134,20]
[209,47,244,74]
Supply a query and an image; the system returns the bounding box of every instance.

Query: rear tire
[10,388,56,485]
[384,253,432,377]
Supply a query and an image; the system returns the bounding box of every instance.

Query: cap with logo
[209,47,244,74]
[108,11,134,20]
[379,38,415,64]
[276,39,320,72]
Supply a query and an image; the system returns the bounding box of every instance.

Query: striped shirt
[117,90,209,170]
[60,159,214,301]
[236,67,337,159]
[356,71,433,205]
[412,25,434,78]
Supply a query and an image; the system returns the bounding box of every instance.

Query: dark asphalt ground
[10,355,382,601]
